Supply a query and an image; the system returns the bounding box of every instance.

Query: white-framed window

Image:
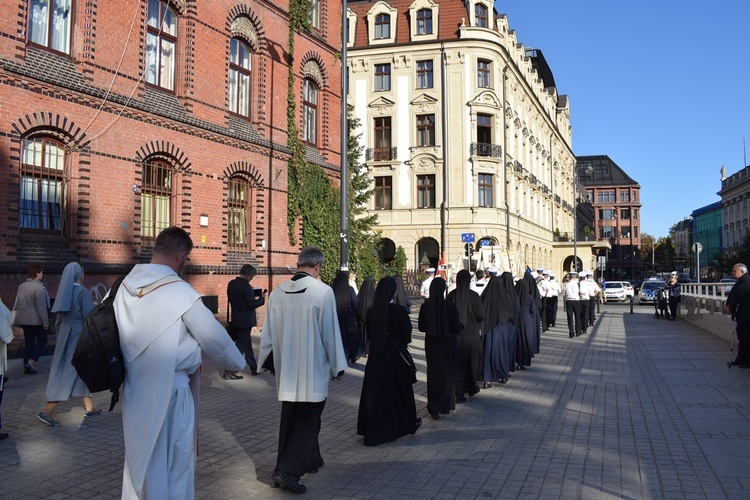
[374,13,390,39]
[28,0,72,54]
[477,59,491,88]
[474,3,488,28]
[367,2,397,44]
[478,173,493,207]
[146,0,178,90]
[229,38,252,117]
[416,60,433,89]
[310,0,320,30]
[416,9,432,34]
[141,159,172,239]
[374,63,391,91]
[416,114,435,146]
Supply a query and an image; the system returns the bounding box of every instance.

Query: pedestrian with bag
[226,264,265,379]
[13,264,50,375]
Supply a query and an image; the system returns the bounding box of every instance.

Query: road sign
[461,233,475,243]
[480,239,491,247]
[692,242,703,253]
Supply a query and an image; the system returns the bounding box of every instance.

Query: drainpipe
[440,43,448,262]
[502,65,510,251]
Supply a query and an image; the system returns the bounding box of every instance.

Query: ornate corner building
[346,0,577,274]
[0,1,342,306]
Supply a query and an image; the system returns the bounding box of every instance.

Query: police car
[638,278,667,304]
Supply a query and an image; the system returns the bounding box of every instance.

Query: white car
[621,281,635,299]
[604,282,627,302]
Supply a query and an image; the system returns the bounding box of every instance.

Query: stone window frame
[145,0,181,91]
[373,175,393,210]
[469,0,492,29]
[19,136,67,233]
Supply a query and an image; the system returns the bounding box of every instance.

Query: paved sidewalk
[0,304,749,499]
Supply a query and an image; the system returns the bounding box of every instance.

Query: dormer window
[374,14,390,39]
[416,9,432,35]
[28,0,72,54]
[474,3,488,28]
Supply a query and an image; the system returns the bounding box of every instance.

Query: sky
[498,0,750,238]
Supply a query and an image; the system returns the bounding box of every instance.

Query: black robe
[357,303,417,446]
[447,288,484,397]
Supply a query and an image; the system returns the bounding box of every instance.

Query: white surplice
[114,264,245,499]
[259,275,348,402]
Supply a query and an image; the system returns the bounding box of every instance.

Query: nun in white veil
[37,262,100,427]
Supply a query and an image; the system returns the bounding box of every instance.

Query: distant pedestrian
[726,263,750,368]
[114,227,245,498]
[546,273,560,327]
[667,277,681,320]
[348,272,359,295]
[13,264,50,375]
[226,264,265,379]
[419,277,462,420]
[563,272,583,338]
[420,268,436,298]
[258,246,348,494]
[332,270,360,364]
[37,263,101,427]
[447,270,485,402]
[0,297,13,440]
[357,277,420,445]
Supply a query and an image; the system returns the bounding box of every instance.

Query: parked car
[720,278,737,294]
[638,278,667,303]
[605,281,627,302]
[622,281,635,299]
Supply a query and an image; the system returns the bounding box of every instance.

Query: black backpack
[72,276,126,412]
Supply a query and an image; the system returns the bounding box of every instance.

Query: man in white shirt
[563,272,583,338]
[259,246,348,494]
[471,269,489,296]
[578,272,592,334]
[420,268,436,299]
[546,273,560,327]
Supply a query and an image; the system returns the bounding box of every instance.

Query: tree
[641,233,656,273]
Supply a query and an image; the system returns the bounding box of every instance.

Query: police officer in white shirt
[563,271,583,338]
[546,272,560,328]
[537,270,550,332]
[578,271,592,334]
[420,268,436,299]
[584,273,601,327]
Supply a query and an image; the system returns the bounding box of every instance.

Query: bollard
[630,296,634,314]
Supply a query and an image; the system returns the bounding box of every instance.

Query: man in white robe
[114,227,245,499]
[259,246,348,494]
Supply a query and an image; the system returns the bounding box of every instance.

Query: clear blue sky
[498,0,750,239]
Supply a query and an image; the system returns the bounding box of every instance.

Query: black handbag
[387,334,417,383]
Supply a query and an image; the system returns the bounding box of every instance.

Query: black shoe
[482,381,491,389]
[429,411,440,420]
[739,363,750,369]
[272,470,306,494]
[569,334,574,338]
[24,363,38,375]
[730,359,744,366]
[415,417,422,431]
[456,397,467,403]
[0,432,8,440]
[251,371,259,376]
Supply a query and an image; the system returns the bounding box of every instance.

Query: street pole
[339,0,349,271]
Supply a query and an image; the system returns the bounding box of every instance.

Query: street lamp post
[339,0,349,271]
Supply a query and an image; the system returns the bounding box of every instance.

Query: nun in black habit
[418,277,462,419]
[356,277,376,356]
[357,277,420,446]
[332,271,360,364]
[481,272,519,385]
[514,272,540,368]
[447,270,485,401]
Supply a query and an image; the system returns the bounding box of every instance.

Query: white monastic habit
[259,274,348,402]
[114,264,245,500]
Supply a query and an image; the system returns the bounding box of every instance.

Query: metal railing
[470,142,502,158]
[365,147,397,161]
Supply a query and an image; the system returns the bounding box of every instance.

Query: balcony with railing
[470,142,502,158]
[366,147,397,162]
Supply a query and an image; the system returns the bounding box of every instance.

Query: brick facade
[0,0,342,322]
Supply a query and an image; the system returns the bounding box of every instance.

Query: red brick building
[0,0,342,316]
[577,155,643,281]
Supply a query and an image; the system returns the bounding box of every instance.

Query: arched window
[227,176,253,247]
[141,159,172,239]
[28,0,72,54]
[146,0,178,90]
[474,3,488,28]
[229,38,252,117]
[20,137,65,231]
[302,78,319,146]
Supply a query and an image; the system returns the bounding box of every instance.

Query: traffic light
[465,243,474,257]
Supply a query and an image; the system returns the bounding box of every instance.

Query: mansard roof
[576,155,640,188]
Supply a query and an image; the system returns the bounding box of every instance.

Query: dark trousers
[22,324,47,364]
[548,296,558,326]
[0,374,4,429]
[277,400,326,479]
[668,298,679,319]
[565,300,582,337]
[580,299,590,333]
[231,326,257,374]
[736,321,750,364]
[589,297,597,325]
[540,297,549,331]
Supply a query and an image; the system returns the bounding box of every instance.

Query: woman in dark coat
[357,277,420,445]
[418,277,462,419]
[514,272,538,369]
[331,271,360,364]
[481,272,519,386]
[356,277,376,356]
[447,270,484,402]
